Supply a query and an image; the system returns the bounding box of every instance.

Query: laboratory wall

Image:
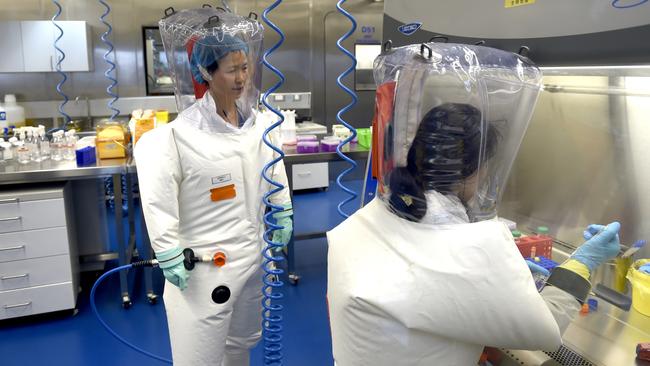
[382,0,650,66]
[0,0,383,128]
[500,70,650,261]
[380,0,650,268]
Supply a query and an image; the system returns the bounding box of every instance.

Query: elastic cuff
[272,202,293,219]
[546,266,592,304]
[156,247,185,268]
[560,259,591,281]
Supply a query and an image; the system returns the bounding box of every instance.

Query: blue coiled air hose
[261,1,286,365]
[99,0,120,120]
[51,0,72,129]
[90,262,172,364]
[334,0,358,219]
[98,0,125,216]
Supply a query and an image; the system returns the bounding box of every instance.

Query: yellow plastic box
[96,124,126,159]
[627,259,650,317]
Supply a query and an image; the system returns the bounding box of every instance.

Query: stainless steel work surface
[0,158,127,184]
[126,145,371,173]
[561,300,650,366]
[283,144,369,164]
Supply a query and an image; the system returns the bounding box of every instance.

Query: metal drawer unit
[291,162,329,190]
[1,283,77,319]
[0,184,78,320]
[0,227,69,262]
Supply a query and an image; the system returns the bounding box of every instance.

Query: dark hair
[388,103,500,222]
[203,61,220,85]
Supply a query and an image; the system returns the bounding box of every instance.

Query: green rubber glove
[156,247,189,291]
[272,203,293,246]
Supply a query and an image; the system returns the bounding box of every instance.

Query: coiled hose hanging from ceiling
[51,0,72,129]
[334,0,359,219]
[99,0,120,120]
[99,0,125,215]
[261,1,286,365]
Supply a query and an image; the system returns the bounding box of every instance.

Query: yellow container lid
[627,259,650,317]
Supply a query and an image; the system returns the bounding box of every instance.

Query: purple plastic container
[296,141,319,153]
[320,139,339,152]
[297,134,317,142]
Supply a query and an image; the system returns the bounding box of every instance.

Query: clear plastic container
[3,94,25,127]
[38,126,50,160]
[63,130,77,161]
[51,130,64,161]
[0,140,12,161]
[0,104,6,130]
[533,272,548,291]
[16,141,29,164]
[27,128,41,162]
[7,137,18,161]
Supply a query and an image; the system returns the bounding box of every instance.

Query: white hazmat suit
[327,43,587,365]
[135,8,290,366]
[136,92,290,366]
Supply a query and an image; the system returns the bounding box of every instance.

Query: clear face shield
[159,8,263,116]
[372,43,542,223]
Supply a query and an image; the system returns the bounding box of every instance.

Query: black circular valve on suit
[183,248,197,270]
[211,286,231,304]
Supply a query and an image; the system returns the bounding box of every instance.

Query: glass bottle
[38,126,50,160]
[27,128,41,162]
[16,140,29,164]
[51,131,64,161]
[63,130,77,161]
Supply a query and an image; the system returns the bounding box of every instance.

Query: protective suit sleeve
[266,118,291,206]
[134,126,182,253]
[270,158,291,206]
[540,286,582,334]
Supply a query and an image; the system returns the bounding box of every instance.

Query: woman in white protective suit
[327,43,621,365]
[134,8,292,366]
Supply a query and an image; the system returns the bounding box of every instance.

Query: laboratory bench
[492,299,650,366]
[0,141,369,317]
[0,157,152,316]
[281,143,369,284]
[491,240,650,365]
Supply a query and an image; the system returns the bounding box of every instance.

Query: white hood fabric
[135,92,290,366]
[327,197,562,366]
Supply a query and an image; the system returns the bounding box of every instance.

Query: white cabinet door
[292,163,330,190]
[20,21,92,73]
[20,21,55,72]
[56,21,92,72]
[0,22,25,72]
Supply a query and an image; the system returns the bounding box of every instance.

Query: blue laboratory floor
[0,179,363,366]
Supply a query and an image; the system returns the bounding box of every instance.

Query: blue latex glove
[271,203,293,247]
[526,260,551,277]
[572,221,621,273]
[156,247,189,291]
[639,264,650,274]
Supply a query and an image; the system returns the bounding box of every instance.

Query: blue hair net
[190,34,249,84]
